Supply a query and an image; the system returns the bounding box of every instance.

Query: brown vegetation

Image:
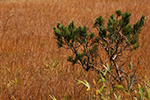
[0,0,150,99]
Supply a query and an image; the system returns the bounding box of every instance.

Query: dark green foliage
[116,10,122,17]
[133,15,145,34]
[94,16,104,27]
[67,55,78,65]
[122,25,132,36]
[107,14,117,34]
[120,12,131,28]
[99,26,107,38]
[89,32,95,39]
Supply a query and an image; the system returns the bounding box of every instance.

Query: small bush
[53,10,145,99]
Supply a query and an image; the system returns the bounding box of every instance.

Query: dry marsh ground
[0,0,150,99]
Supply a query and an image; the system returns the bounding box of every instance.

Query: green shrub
[53,10,145,99]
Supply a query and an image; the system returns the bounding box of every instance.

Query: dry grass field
[0,0,150,99]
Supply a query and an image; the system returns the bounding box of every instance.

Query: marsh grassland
[0,0,150,99]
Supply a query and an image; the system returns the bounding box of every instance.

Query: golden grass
[0,0,150,99]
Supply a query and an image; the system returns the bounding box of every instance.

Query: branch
[117,44,129,55]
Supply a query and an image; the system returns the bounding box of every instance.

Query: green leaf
[7,83,11,88]
[64,94,67,100]
[76,79,90,91]
[138,84,143,93]
[76,52,82,60]
[56,40,63,48]
[139,15,145,27]
[128,62,132,70]
[67,56,73,61]
[15,78,18,84]
[52,58,59,68]
[103,64,108,71]
[145,85,150,100]
[44,63,51,68]
[145,76,150,87]
[52,62,59,68]
[148,89,150,100]
[115,85,128,94]
[101,75,106,83]
[98,85,105,99]
[99,85,105,93]
[114,93,121,100]
[138,84,148,99]
[49,95,57,100]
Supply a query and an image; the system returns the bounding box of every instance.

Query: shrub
[53,10,145,99]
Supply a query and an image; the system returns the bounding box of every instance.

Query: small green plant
[133,76,150,100]
[49,95,57,100]
[7,78,19,88]
[76,79,90,91]
[44,58,59,71]
[114,93,121,100]
[49,94,67,100]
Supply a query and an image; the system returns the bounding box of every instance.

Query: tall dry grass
[0,0,150,99]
